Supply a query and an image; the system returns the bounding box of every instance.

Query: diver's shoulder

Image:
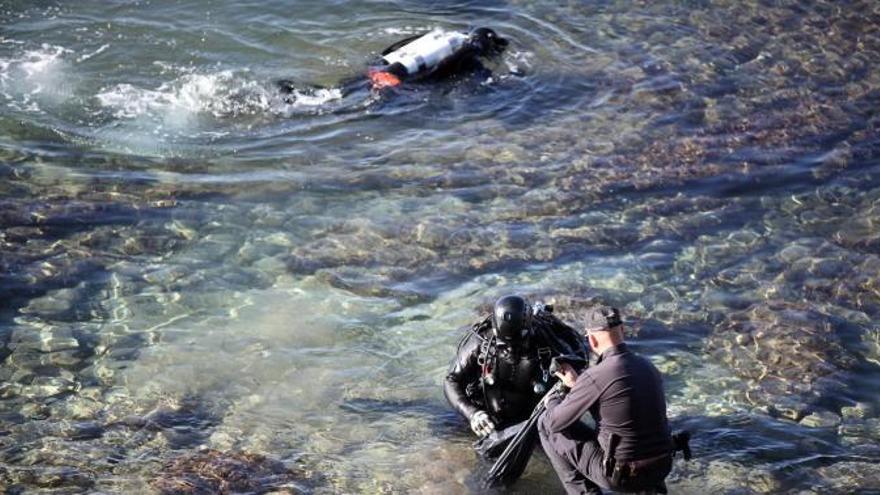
[460,316,492,343]
[534,310,577,331]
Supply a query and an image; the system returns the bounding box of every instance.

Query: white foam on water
[379,26,434,36]
[96,70,265,120]
[504,48,534,75]
[2,40,347,157]
[75,43,109,63]
[96,70,343,123]
[91,69,346,158]
[285,86,343,108]
[0,43,74,111]
[19,44,70,78]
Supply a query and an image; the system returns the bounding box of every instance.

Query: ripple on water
[3,0,880,493]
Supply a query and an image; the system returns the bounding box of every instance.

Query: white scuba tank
[381,29,469,77]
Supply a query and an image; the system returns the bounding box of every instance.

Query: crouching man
[539,307,673,494]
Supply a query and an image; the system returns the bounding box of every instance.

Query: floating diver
[277,27,509,103]
[366,27,508,89]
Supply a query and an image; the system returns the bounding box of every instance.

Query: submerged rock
[669,459,782,494]
[799,411,842,429]
[814,461,880,493]
[2,465,95,492]
[861,326,880,368]
[840,402,874,421]
[151,449,314,495]
[704,301,859,418]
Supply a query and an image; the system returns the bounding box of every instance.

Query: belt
[619,452,672,479]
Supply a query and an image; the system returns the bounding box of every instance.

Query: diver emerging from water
[444,296,588,465]
[278,27,509,102]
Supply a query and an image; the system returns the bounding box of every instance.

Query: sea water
[2,0,880,493]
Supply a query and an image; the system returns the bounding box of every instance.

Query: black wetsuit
[278,28,508,102]
[444,310,588,438]
[539,343,673,494]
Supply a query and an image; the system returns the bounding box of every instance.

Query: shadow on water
[106,394,220,450]
[0,198,176,314]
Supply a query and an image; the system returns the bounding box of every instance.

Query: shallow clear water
[2,0,880,493]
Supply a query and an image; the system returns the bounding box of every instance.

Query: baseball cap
[583,306,622,334]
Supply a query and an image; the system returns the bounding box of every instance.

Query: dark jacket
[444,311,588,428]
[544,343,673,461]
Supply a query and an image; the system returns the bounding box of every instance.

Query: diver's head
[492,295,531,346]
[469,27,508,55]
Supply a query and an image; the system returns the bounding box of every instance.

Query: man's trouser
[537,413,671,495]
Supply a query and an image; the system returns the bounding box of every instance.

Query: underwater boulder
[151,449,315,495]
[704,301,859,420]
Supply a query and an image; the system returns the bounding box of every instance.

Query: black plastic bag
[474,420,528,459]
[483,384,561,487]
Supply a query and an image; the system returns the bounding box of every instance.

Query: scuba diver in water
[278,27,509,102]
[367,27,508,89]
[444,295,589,459]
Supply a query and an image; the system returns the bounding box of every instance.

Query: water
[2,0,880,493]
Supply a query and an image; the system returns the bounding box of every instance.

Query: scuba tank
[381,29,469,78]
[370,27,507,88]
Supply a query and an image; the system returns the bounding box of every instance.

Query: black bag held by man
[484,355,589,487]
[483,383,558,487]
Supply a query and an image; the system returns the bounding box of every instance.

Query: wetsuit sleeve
[543,369,602,433]
[443,332,482,420]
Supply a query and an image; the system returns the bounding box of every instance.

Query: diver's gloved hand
[470,410,495,437]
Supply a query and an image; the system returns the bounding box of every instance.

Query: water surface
[2,0,880,493]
